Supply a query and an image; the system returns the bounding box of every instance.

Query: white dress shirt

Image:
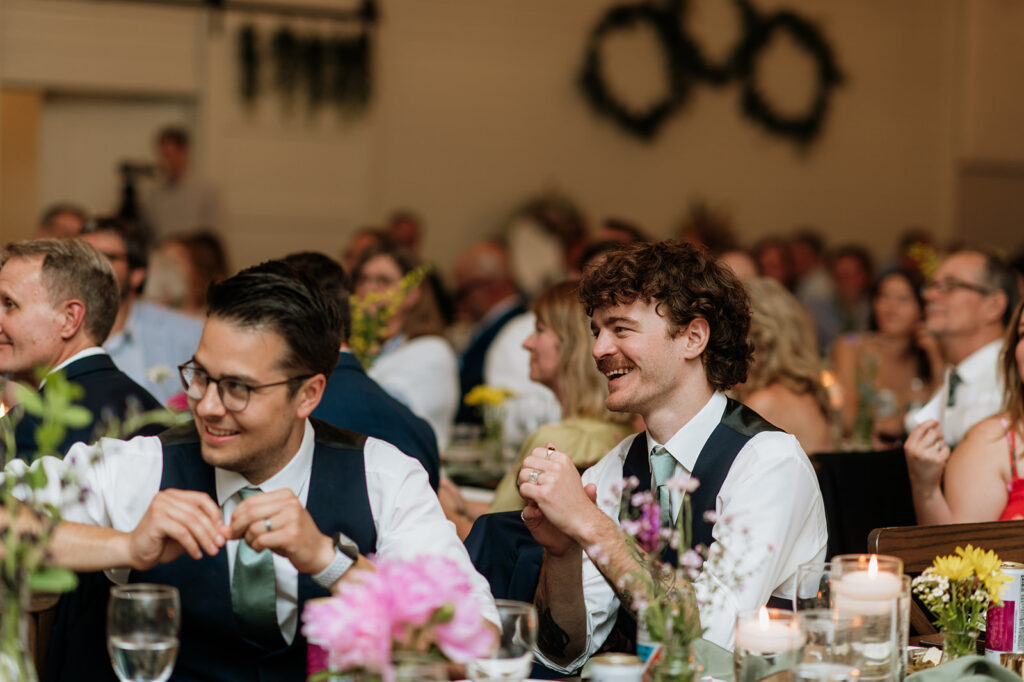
[38,420,496,643]
[368,334,459,450]
[905,339,1004,447]
[536,392,827,671]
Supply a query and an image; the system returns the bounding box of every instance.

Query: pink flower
[666,475,699,493]
[166,391,190,412]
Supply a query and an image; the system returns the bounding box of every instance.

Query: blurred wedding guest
[733,277,835,454]
[144,229,229,317]
[353,239,458,449]
[790,229,837,351]
[829,245,874,341]
[80,217,203,404]
[143,126,220,238]
[281,252,440,490]
[904,249,1018,447]
[35,202,87,239]
[340,227,385,274]
[832,269,942,442]
[906,300,1024,524]
[505,194,587,298]
[677,201,736,257]
[0,239,162,459]
[753,237,792,288]
[388,210,422,255]
[718,248,758,281]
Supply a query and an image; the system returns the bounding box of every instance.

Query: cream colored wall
[1,0,1019,270]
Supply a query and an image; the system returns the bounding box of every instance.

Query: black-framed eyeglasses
[921,277,993,297]
[177,362,314,412]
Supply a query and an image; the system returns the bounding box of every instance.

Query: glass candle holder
[794,561,832,611]
[831,554,904,681]
[734,607,805,682]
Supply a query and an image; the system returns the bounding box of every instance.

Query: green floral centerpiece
[462,385,515,467]
[911,545,1011,661]
[349,265,430,369]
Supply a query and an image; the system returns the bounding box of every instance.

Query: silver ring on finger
[264,517,273,532]
[529,469,541,485]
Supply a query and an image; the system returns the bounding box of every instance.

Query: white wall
[2,0,1020,271]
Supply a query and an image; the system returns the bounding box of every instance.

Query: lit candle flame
[820,370,835,388]
[758,606,770,630]
[868,555,878,578]
[0,401,6,418]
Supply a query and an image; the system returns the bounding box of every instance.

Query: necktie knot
[238,485,261,501]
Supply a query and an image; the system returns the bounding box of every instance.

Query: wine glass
[467,599,538,682]
[107,583,181,682]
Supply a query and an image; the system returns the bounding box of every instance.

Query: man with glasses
[0,239,162,459]
[902,249,1018,450]
[80,217,203,404]
[32,261,495,681]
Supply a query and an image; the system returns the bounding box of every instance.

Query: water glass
[107,583,181,682]
[734,608,805,682]
[794,562,831,611]
[467,599,537,682]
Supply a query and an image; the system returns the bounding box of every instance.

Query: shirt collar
[645,391,727,472]
[40,347,107,388]
[956,339,1003,383]
[215,418,315,506]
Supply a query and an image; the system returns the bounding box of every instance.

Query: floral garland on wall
[578,0,843,146]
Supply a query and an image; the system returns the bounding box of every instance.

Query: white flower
[146,365,173,384]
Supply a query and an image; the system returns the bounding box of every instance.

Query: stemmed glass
[467,599,538,682]
[107,584,181,682]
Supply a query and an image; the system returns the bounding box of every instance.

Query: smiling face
[188,316,320,484]
[590,299,688,417]
[873,273,922,337]
[0,256,68,382]
[924,252,993,338]
[522,317,561,390]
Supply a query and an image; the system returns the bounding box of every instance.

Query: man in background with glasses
[903,249,1018,462]
[33,261,496,681]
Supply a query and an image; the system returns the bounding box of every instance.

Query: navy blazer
[11,353,163,458]
[312,352,440,489]
[456,303,526,424]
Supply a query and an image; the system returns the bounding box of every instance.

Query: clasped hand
[129,488,334,577]
[517,443,600,556]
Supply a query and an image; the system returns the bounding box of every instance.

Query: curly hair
[1001,300,1024,437]
[578,240,753,390]
[533,281,632,424]
[742,277,830,416]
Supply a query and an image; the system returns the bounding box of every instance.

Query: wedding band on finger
[263,517,273,532]
[528,469,541,485]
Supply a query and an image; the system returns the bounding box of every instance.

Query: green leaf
[12,385,45,416]
[25,465,48,490]
[60,405,93,429]
[34,422,66,456]
[28,567,78,593]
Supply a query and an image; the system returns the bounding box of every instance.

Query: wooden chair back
[868,520,1024,635]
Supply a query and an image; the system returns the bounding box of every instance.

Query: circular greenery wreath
[578,3,699,140]
[733,9,844,146]
[578,1,843,146]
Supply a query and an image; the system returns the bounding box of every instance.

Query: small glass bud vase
[941,629,979,663]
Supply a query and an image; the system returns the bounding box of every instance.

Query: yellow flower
[932,554,972,581]
[955,545,1012,604]
[464,385,515,407]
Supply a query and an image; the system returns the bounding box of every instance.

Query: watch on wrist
[312,532,359,589]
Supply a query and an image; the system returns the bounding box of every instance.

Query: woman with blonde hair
[441,280,632,535]
[734,277,836,453]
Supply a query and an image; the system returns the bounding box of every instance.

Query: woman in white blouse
[352,239,458,449]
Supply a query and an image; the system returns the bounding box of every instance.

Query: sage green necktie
[947,369,963,408]
[231,486,284,649]
[650,445,677,526]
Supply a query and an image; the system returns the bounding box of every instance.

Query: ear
[129,267,146,295]
[983,290,1009,326]
[294,373,327,419]
[680,318,710,360]
[58,299,88,341]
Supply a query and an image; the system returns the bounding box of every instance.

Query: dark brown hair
[578,240,753,390]
[1001,300,1024,437]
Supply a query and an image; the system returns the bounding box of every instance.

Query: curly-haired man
[517,240,827,665]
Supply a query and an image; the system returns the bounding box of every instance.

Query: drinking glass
[107,584,181,682]
[467,599,537,682]
[794,561,831,611]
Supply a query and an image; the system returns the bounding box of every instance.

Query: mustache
[596,359,636,374]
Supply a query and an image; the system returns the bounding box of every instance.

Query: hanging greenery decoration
[577,0,843,146]
[733,9,844,146]
[271,26,301,106]
[578,3,698,141]
[303,35,327,110]
[330,32,373,116]
[237,25,259,104]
